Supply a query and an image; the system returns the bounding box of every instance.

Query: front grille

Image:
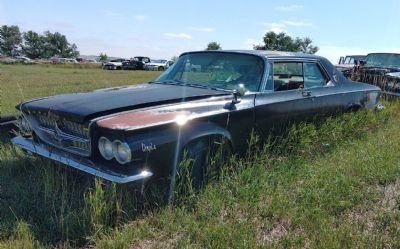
[27,114,91,156]
[37,115,89,138]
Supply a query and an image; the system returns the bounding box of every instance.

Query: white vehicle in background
[51,57,79,64]
[15,56,34,63]
[102,58,126,70]
[144,59,174,71]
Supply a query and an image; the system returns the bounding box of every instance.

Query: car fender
[177,121,233,151]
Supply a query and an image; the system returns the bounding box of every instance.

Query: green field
[0,64,161,115]
[1,65,400,248]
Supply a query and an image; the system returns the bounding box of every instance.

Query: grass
[0,64,160,116]
[1,64,400,248]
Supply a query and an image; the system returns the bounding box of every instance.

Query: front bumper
[11,136,153,183]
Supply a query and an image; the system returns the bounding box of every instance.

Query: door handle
[302,90,312,97]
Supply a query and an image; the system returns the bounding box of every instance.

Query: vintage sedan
[12,50,381,196]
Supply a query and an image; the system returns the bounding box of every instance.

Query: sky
[1,0,400,63]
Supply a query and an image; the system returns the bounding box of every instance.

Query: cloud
[164,33,192,39]
[189,27,215,32]
[283,21,313,27]
[257,20,314,34]
[242,38,263,49]
[274,5,303,11]
[134,15,147,21]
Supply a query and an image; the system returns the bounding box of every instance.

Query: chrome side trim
[11,136,153,184]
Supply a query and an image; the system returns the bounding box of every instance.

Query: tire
[179,139,208,189]
[177,137,231,190]
[158,66,164,71]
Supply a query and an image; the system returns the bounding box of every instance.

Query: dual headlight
[98,137,132,164]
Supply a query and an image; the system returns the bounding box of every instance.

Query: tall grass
[1,65,400,248]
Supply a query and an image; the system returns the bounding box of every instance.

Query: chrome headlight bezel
[112,140,132,165]
[98,136,114,160]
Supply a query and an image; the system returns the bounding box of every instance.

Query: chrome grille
[37,115,89,138]
[27,114,91,156]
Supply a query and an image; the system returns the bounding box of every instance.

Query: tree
[0,25,22,56]
[206,41,222,50]
[21,31,46,59]
[295,37,319,54]
[99,53,108,62]
[254,31,318,54]
[43,31,79,58]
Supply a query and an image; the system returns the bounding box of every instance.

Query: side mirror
[232,84,246,104]
[359,60,366,66]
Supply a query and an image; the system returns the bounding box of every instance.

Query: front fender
[177,121,233,151]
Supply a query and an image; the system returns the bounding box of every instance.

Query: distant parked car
[51,57,79,64]
[144,59,174,71]
[132,56,151,64]
[335,55,366,71]
[12,50,382,197]
[343,53,400,96]
[103,59,126,70]
[15,56,35,64]
[122,60,145,70]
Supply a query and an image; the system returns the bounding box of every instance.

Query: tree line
[206,31,319,54]
[0,25,79,59]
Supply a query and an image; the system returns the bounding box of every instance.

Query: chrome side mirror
[232,84,246,104]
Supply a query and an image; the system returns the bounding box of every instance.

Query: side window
[303,63,328,89]
[273,62,304,91]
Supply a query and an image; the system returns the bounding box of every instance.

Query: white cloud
[134,15,147,21]
[242,38,263,49]
[283,21,313,27]
[189,27,215,32]
[274,5,303,11]
[257,20,313,34]
[164,33,192,39]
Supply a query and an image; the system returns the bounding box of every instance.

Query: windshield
[154,52,264,92]
[366,53,400,68]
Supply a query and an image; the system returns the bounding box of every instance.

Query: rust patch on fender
[97,110,191,130]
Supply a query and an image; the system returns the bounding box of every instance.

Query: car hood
[19,83,230,123]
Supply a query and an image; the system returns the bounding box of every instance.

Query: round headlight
[112,140,131,164]
[98,137,114,160]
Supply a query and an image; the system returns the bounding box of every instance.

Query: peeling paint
[97,110,191,130]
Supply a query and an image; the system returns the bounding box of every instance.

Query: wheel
[178,139,208,189]
[158,66,164,71]
[177,137,231,190]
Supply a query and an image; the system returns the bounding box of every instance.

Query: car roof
[180,49,323,60]
[367,52,400,56]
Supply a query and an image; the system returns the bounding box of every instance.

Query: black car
[12,50,381,197]
[122,60,145,70]
[344,53,400,96]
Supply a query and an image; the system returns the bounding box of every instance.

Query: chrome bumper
[11,136,153,183]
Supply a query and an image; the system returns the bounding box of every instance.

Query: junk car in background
[335,55,366,72]
[343,53,400,96]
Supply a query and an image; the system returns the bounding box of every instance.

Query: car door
[255,61,316,137]
[302,62,348,117]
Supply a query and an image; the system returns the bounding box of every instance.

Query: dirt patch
[257,219,290,242]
